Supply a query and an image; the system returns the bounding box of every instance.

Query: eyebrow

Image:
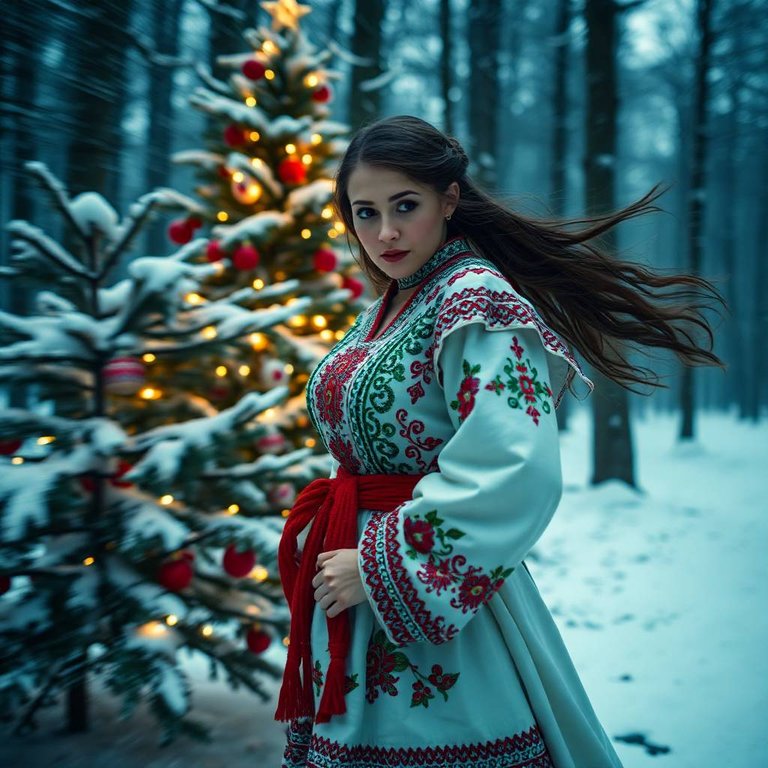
[351,190,421,206]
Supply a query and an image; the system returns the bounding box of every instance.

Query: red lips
[380,249,410,261]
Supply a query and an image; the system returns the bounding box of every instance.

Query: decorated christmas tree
[169,0,361,468]
[0,163,322,742]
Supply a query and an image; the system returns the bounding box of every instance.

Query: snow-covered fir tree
[0,163,323,743]
[169,0,362,476]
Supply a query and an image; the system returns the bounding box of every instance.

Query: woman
[276,115,723,768]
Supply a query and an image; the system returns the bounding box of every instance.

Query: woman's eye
[354,207,375,220]
[397,200,418,213]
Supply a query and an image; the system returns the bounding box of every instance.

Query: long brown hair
[333,115,725,390]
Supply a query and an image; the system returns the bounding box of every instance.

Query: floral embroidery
[407,344,437,404]
[404,516,435,554]
[449,359,481,422]
[404,511,513,609]
[312,660,359,698]
[395,409,443,473]
[451,563,512,613]
[313,345,369,428]
[328,435,361,472]
[485,335,553,426]
[365,630,459,707]
[404,510,464,558]
[361,509,459,644]
[305,726,553,768]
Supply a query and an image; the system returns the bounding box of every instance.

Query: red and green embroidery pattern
[406,510,514,612]
[365,629,459,708]
[295,724,554,768]
[311,660,359,698]
[449,359,481,423]
[484,335,553,425]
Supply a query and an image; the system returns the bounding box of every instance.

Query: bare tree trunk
[746,154,768,421]
[0,3,36,407]
[64,1,132,203]
[439,0,455,135]
[348,0,386,130]
[550,0,572,431]
[144,0,184,256]
[584,0,635,486]
[680,0,714,440]
[468,0,502,189]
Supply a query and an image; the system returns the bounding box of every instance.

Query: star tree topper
[261,0,311,30]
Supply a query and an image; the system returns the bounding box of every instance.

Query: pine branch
[6,222,92,279]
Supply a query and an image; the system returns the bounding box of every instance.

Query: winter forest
[1,0,766,766]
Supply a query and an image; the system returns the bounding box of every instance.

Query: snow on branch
[213,210,291,246]
[226,153,282,199]
[0,311,95,365]
[131,388,289,458]
[6,221,90,279]
[106,188,205,266]
[172,150,226,170]
[0,445,93,541]
[286,179,334,216]
[327,41,375,67]
[359,68,399,93]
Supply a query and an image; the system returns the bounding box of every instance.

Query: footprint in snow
[614,732,671,756]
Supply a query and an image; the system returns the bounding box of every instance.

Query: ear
[443,181,460,217]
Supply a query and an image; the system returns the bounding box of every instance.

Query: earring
[445,213,452,221]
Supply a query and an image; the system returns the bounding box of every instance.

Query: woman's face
[346,164,458,282]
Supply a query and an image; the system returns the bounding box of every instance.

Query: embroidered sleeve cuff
[358,507,458,646]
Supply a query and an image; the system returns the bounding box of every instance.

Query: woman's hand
[312,549,367,618]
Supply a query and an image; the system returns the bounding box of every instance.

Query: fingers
[317,550,338,567]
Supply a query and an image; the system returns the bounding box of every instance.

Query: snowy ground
[2,409,766,767]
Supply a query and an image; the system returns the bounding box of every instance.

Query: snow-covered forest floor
[2,409,766,767]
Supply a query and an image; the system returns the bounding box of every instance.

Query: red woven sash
[274,466,422,723]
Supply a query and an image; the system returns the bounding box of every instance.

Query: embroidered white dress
[282,237,623,768]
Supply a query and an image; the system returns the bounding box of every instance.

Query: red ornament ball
[278,157,307,185]
[233,244,260,270]
[256,429,288,455]
[246,627,271,654]
[224,124,248,147]
[0,575,11,596]
[206,239,225,262]
[0,439,22,456]
[312,84,332,103]
[342,275,365,299]
[158,556,193,592]
[242,59,266,80]
[313,247,338,273]
[112,459,134,488]
[222,545,256,578]
[187,216,203,231]
[103,356,146,396]
[168,219,193,245]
